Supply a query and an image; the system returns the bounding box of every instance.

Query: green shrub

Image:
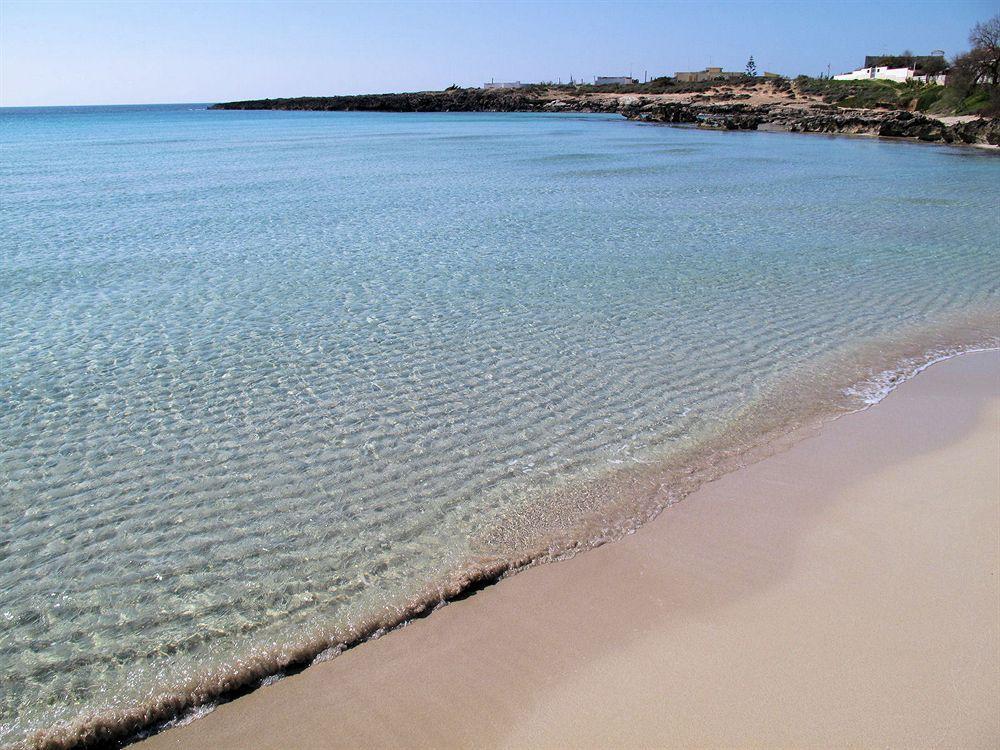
[960,89,991,114]
[914,85,945,111]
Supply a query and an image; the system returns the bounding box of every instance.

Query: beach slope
[140,350,1000,749]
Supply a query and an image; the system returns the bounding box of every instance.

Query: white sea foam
[844,346,999,406]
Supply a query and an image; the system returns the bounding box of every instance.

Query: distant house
[482,81,524,90]
[674,67,744,83]
[834,53,948,84]
[594,76,638,85]
[834,66,916,82]
[833,66,947,85]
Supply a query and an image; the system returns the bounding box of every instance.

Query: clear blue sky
[1,0,997,106]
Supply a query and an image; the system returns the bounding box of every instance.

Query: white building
[594,76,638,85]
[834,54,947,85]
[482,81,524,90]
[834,65,913,82]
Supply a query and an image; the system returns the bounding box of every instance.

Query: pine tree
[746,55,757,77]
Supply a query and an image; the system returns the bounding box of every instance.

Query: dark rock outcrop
[626,101,997,146]
[212,89,562,113]
[947,117,1000,145]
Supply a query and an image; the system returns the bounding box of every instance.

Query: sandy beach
[136,349,999,749]
[5,5,1000,748]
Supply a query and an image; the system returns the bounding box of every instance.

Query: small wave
[844,346,997,405]
[554,164,669,178]
[531,152,611,163]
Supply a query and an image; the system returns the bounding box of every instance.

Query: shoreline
[207,105,1000,151]
[10,99,997,747]
[25,332,997,749]
[208,83,1000,148]
[136,349,1000,749]
[647,116,1000,150]
[4,101,998,750]
[22,337,997,749]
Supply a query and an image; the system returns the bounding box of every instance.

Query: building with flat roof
[674,67,744,83]
[594,76,638,85]
[482,81,524,90]
[833,65,946,85]
[834,53,948,84]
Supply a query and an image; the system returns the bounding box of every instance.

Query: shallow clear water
[1,105,998,747]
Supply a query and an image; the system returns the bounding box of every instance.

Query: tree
[745,55,757,77]
[949,51,979,94]
[969,14,1000,85]
[921,57,949,76]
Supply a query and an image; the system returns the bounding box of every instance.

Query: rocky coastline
[211,88,1000,147]
[616,100,1000,145]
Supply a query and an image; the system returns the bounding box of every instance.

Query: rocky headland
[211,83,1000,147]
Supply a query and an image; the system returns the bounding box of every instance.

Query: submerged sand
[139,350,999,749]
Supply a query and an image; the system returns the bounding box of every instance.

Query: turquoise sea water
[1,104,998,747]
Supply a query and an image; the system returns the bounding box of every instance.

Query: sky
[1,0,997,106]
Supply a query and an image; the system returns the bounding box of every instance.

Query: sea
[1,103,998,748]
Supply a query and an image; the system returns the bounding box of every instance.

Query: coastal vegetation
[791,15,999,117]
[525,73,997,117]
[578,13,1000,116]
[211,14,998,145]
[790,77,989,116]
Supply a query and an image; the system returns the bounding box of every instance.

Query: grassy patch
[914,86,945,111]
[793,77,912,109]
[925,86,996,115]
[793,76,998,116]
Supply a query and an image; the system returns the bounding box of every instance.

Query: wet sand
[139,350,1000,749]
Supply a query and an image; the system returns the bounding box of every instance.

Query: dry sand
[593,87,822,108]
[936,114,987,125]
[139,350,1000,749]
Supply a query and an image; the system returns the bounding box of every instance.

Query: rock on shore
[621,101,1000,146]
